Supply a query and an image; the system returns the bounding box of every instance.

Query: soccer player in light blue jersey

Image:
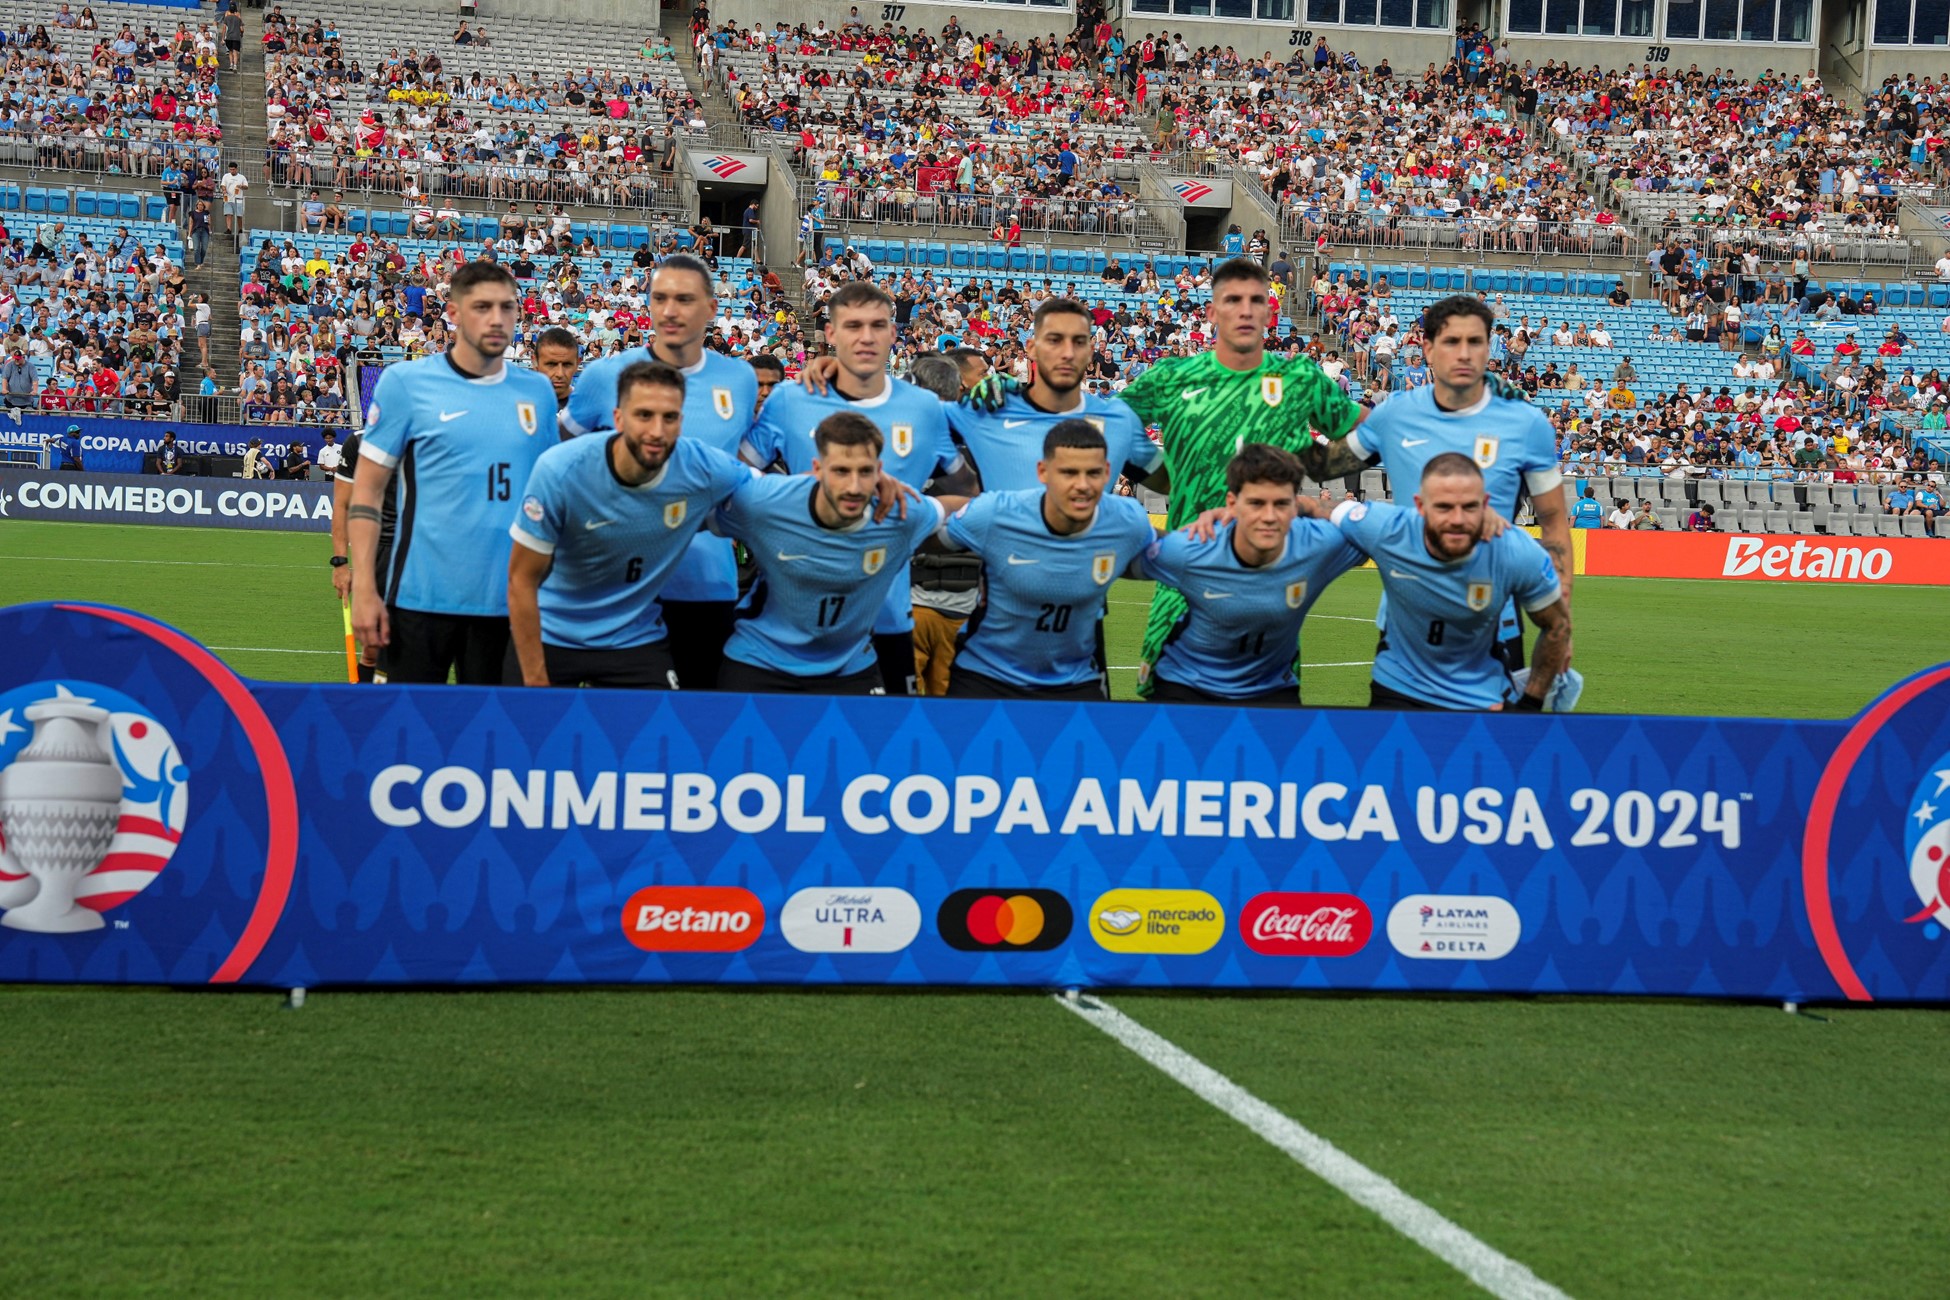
[941,419,1157,701]
[349,261,558,684]
[1325,294,1572,670]
[746,281,968,696]
[506,360,754,689]
[559,253,759,689]
[714,412,960,696]
[943,298,1160,492]
[1333,453,1571,712]
[1136,445,1364,708]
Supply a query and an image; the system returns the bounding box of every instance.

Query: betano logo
[937,888,1073,952]
[1089,888,1225,955]
[620,885,764,953]
[1722,537,1892,581]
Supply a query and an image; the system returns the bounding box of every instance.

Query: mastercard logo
[937,888,1073,952]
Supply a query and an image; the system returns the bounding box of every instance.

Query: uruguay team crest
[1466,581,1494,611]
[891,424,914,458]
[1092,552,1116,585]
[1473,435,1499,469]
[1285,580,1308,609]
[664,500,687,529]
[0,682,187,933]
[863,547,888,576]
[713,387,734,420]
[516,402,538,436]
[1261,375,1284,407]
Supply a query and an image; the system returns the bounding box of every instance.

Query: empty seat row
[1333,264,1629,296]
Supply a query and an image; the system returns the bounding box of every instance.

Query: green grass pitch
[1,520,1948,1299]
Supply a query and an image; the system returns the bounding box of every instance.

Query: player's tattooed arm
[1513,598,1572,710]
[1293,436,1371,484]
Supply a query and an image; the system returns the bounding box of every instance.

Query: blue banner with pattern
[1,601,1946,1002]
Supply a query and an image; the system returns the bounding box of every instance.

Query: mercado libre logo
[1803,664,1950,1002]
[0,681,187,934]
[936,888,1073,952]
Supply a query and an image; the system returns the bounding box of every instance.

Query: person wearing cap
[0,344,35,408]
[53,423,84,472]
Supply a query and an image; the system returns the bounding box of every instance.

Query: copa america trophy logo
[0,683,187,933]
[1905,753,1950,933]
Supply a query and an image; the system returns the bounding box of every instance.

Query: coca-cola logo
[1239,892,1373,957]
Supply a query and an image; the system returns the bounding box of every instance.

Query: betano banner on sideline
[1581,530,1950,585]
[0,468,332,531]
[1,602,1945,1003]
[0,417,336,476]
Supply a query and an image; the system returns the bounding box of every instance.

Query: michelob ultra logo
[1089,888,1225,955]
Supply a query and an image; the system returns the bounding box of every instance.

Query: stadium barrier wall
[0,418,336,477]
[0,469,332,532]
[1581,531,1950,585]
[2,602,1946,1003]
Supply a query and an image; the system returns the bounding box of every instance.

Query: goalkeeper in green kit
[1118,257,1368,695]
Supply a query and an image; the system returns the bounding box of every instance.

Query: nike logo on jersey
[777,551,811,561]
[1387,568,1420,580]
[1181,388,1207,401]
[439,410,468,422]
[584,519,615,530]
[1003,419,1031,428]
[1006,554,1039,565]
[1401,437,1430,447]
[1201,590,1234,599]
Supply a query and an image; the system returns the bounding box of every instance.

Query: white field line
[0,554,313,569]
[1104,661,1372,671]
[1054,994,1573,1300]
[208,645,340,655]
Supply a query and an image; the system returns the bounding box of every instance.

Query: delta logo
[620,885,764,953]
[1239,892,1372,957]
[937,888,1073,952]
[0,682,187,933]
[1088,888,1225,955]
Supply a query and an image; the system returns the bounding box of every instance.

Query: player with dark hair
[349,260,557,684]
[1332,453,1571,711]
[906,354,982,696]
[747,353,785,414]
[506,361,755,689]
[1136,444,1364,707]
[1313,293,1572,673]
[561,253,759,690]
[744,280,962,696]
[714,412,958,696]
[532,326,582,419]
[940,419,1156,701]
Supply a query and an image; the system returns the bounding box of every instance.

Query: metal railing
[802,187,1178,245]
[1280,212,1642,263]
[253,151,691,218]
[8,395,354,428]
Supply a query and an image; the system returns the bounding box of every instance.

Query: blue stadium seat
[949,242,972,268]
[24,187,45,213]
[1328,260,1349,283]
[116,193,138,220]
[142,194,164,220]
[1407,265,1429,290]
[75,191,97,217]
[1387,266,1409,288]
[927,242,947,267]
[1931,285,1950,309]
[0,184,17,213]
[1008,247,1030,272]
[1903,281,1926,307]
[1048,248,1071,274]
[1087,249,1107,274]
[45,188,68,214]
[1546,272,1566,295]
[881,240,905,267]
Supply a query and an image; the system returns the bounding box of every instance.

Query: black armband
[346,504,381,524]
[1510,693,1545,713]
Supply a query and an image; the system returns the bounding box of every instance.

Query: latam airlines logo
[1386,894,1522,960]
[0,681,187,933]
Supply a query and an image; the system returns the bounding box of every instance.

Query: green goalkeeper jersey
[1119,350,1361,527]
[1119,350,1360,695]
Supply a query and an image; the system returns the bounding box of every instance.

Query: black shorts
[1151,675,1303,708]
[872,631,917,697]
[380,606,509,685]
[947,666,1106,702]
[502,638,679,689]
[1369,679,1463,711]
[718,658,885,696]
[659,598,734,691]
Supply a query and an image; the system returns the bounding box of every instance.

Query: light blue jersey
[510,434,754,649]
[1334,501,1560,710]
[715,475,946,679]
[746,375,958,635]
[360,354,557,616]
[1134,520,1364,698]
[944,490,1156,688]
[944,390,1161,492]
[1344,383,1563,640]
[561,347,760,603]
